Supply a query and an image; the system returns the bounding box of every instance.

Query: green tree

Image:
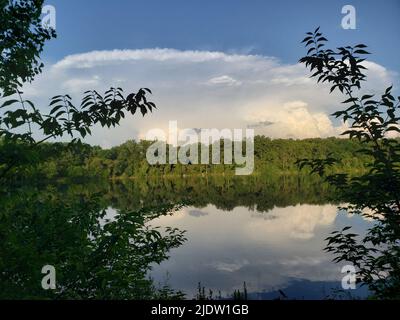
[0,0,155,180]
[0,184,186,299]
[0,0,189,300]
[299,27,400,299]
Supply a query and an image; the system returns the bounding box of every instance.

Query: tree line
[1,135,378,181]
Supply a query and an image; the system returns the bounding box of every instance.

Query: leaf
[24,100,36,111]
[305,39,314,46]
[1,91,15,98]
[332,111,347,118]
[54,110,66,118]
[140,106,147,116]
[307,47,316,55]
[147,102,156,110]
[342,97,358,104]
[1,99,19,108]
[301,36,313,43]
[49,98,63,106]
[81,100,94,109]
[143,88,152,94]
[361,94,374,101]
[386,126,400,133]
[354,49,370,54]
[50,105,64,115]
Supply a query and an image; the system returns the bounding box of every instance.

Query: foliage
[0,0,55,95]
[194,282,248,300]
[0,0,155,180]
[1,173,334,299]
[0,184,186,299]
[0,0,185,300]
[299,28,400,299]
[2,136,376,181]
[61,175,334,213]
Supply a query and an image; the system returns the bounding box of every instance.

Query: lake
[0,175,370,299]
[150,202,370,299]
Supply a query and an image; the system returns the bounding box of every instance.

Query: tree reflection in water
[0,185,186,299]
[0,176,333,299]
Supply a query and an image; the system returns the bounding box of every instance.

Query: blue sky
[25,0,400,146]
[44,0,400,70]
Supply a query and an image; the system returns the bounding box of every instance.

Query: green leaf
[24,100,36,111]
[49,98,63,106]
[305,39,314,46]
[0,99,19,108]
[143,88,152,94]
[342,97,358,104]
[361,94,374,101]
[301,36,312,43]
[54,110,66,118]
[307,47,316,55]
[50,105,64,115]
[354,49,370,54]
[387,126,400,133]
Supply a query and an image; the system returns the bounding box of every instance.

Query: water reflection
[150,204,371,299]
[0,185,186,299]
[0,176,371,299]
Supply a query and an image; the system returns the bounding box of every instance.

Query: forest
[0,135,377,181]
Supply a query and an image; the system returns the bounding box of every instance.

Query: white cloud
[151,204,354,294]
[245,100,348,139]
[52,49,271,69]
[61,75,101,93]
[207,75,242,86]
[245,204,338,240]
[22,48,397,147]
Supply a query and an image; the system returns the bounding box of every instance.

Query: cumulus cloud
[22,48,397,147]
[245,100,349,139]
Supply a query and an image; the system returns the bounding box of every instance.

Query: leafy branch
[0,87,156,178]
[299,28,400,299]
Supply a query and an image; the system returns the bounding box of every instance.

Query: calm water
[1,176,371,299]
[149,203,370,299]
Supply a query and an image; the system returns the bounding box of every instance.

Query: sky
[24,0,400,147]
